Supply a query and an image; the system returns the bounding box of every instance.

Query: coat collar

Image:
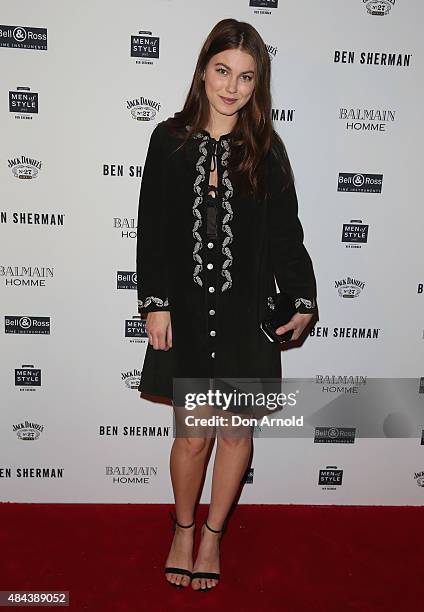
[185,124,233,143]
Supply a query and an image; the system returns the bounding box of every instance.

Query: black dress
[136,121,318,402]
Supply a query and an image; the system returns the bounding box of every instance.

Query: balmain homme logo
[8,155,42,179]
[15,364,42,389]
[12,420,45,440]
[1,265,54,288]
[5,316,50,335]
[334,50,411,67]
[126,95,161,121]
[114,216,137,239]
[105,465,158,485]
[318,466,343,489]
[131,30,160,63]
[314,427,356,444]
[9,86,38,117]
[315,375,367,393]
[341,220,369,247]
[0,25,47,50]
[334,277,365,298]
[338,173,383,193]
[117,271,137,290]
[363,0,395,16]
[339,108,396,132]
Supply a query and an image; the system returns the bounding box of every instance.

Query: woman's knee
[175,436,211,456]
[217,433,252,449]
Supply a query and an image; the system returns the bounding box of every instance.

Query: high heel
[191,518,226,592]
[164,511,195,588]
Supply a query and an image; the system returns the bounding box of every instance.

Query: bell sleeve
[267,150,318,316]
[136,122,170,315]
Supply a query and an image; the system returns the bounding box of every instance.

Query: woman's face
[203,49,256,119]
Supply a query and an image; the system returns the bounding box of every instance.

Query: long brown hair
[165,18,294,200]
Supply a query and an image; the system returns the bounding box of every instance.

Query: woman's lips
[219,96,238,105]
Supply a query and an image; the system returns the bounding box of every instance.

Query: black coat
[136,121,318,401]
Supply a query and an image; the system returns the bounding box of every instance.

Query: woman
[136,18,318,591]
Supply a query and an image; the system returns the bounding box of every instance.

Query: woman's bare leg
[191,417,253,590]
[165,404,215,587]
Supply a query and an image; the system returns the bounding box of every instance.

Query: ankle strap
[169,511,195,529]
[204,518,224,533]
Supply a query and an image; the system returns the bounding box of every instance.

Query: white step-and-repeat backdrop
[1,1,423,504]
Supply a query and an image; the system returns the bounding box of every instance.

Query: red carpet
[0,503,423,611]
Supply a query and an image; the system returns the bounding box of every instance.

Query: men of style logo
[5,316,50,334]
[0,25,47,50]
[342,220,369,247]
[9,87,38,117]
[117,271,136,290]
[318,466,343,489]
[250,0,278,9]
[125,316,146,340]
[8,156,42,179]
[338,173,383,193]
[15,365,42,389]
[363,0,395,16]
[131,30,159,63]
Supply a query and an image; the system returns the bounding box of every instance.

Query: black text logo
[0,25,47,50]
[342,220,369,247]
[338,172,383,193]
[5,316,50,335]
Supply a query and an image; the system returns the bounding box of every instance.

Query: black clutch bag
[260,291,297,343]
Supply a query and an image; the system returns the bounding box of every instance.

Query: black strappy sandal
[164,511,195,588]
[192,518,226,592]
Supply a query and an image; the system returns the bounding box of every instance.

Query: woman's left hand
[275,312,314,342]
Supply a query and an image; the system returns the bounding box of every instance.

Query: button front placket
[204,138,221,373]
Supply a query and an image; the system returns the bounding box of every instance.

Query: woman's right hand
[146,311,172,350]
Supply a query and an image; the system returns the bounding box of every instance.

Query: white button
[207,242,214,249]
[211,352,215,358]
[210,330,216,336]
[207,263,213,270]
[209,309,215,315]
[208,286,215,293]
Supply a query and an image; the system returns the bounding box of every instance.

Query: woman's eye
[242,75,252,81]
[217,68,227,75]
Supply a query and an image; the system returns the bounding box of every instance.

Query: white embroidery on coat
[294,297,316,310]
[138,296,169,309]
[220,139,234,292]
[192,135,208,287]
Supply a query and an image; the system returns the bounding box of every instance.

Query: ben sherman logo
[363,1,395,16]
